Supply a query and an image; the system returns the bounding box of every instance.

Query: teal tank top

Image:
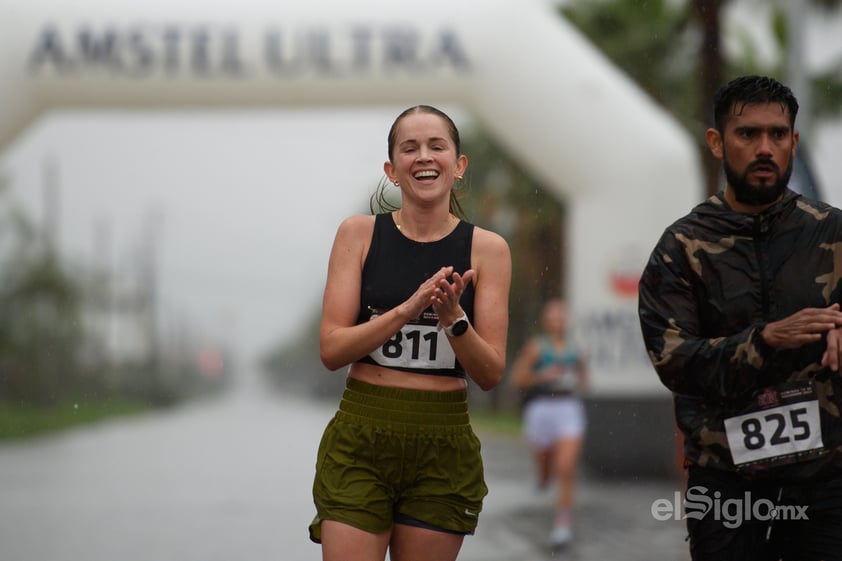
[530,336,581,396]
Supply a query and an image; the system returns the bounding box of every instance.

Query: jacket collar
[692,188,801,234]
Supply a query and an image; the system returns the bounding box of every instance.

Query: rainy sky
[0,106,471,366]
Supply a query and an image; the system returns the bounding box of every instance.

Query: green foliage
[562,0,700,131]
[563,0,842,126]
[771,5,788,47]
[0,195,85,404]
[0,397,148,439]
[768,3,842,118]
[0,177,224,423]
[458,125,565,362]
[470,408,523,437]
[814,71,842,115]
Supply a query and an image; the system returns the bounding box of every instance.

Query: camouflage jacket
[639,188,842,480]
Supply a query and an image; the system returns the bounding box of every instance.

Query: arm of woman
[436,227,511,391]
[319,215,454,371]
[510,339,540,390]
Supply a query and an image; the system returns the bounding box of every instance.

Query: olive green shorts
[309,378,488,543]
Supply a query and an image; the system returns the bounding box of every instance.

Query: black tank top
[355,212,475,378]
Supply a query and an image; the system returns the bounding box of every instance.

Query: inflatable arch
[0,0,703,396]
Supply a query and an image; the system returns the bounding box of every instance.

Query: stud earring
[456,175,463,182]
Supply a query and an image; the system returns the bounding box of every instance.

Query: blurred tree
[0,183,84,404]
[0,177,220,412]
[458,127,565,370]
[692,0,726,197]
[562,0,842,197]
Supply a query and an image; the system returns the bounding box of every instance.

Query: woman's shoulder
[329,215,378,259]
[469,224,511,290]
[336,214,377,237]
[470,224,511,257]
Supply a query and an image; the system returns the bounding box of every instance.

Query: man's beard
[723,156,793,206]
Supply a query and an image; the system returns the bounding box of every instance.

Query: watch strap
[443,312,469,337]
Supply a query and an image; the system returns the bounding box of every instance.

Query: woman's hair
[369,105,468,219]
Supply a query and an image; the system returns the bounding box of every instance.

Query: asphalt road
[0,376,690,561]
[461,430,691,561]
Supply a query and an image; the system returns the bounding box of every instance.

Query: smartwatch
[444,312,470,337]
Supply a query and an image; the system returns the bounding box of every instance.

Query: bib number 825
[741,408,811,450]
[725,400,823,465]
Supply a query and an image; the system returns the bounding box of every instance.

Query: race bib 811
[367,311,456,370]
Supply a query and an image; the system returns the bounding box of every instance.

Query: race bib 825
[724,381,825,468]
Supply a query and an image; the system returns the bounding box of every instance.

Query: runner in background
[511,298,588,548]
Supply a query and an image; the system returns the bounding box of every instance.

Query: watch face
[451,319,469,336]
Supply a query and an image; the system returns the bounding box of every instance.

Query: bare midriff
[348,362,468,392]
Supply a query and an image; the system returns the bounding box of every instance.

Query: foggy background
[2,1,842,560]
[1,107,418,368]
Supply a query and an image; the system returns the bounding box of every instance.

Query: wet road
[461,431,690,561]
[0,378,333,561]
[0,377,689,561]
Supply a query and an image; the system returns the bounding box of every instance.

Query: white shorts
[523,396,586,449]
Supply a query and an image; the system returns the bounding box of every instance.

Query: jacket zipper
[753,215,771,320]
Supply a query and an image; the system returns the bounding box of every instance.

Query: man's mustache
[747,158,779,174]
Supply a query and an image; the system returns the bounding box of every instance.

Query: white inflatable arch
[0,0,702,395]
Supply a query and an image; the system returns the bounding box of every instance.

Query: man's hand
[761,303,842,350]
[823,327,842,372]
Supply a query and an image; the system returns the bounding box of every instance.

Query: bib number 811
[370,324,456,369]
[382,330,438,360]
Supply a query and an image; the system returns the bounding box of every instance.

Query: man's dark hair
[712,75,799,132]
